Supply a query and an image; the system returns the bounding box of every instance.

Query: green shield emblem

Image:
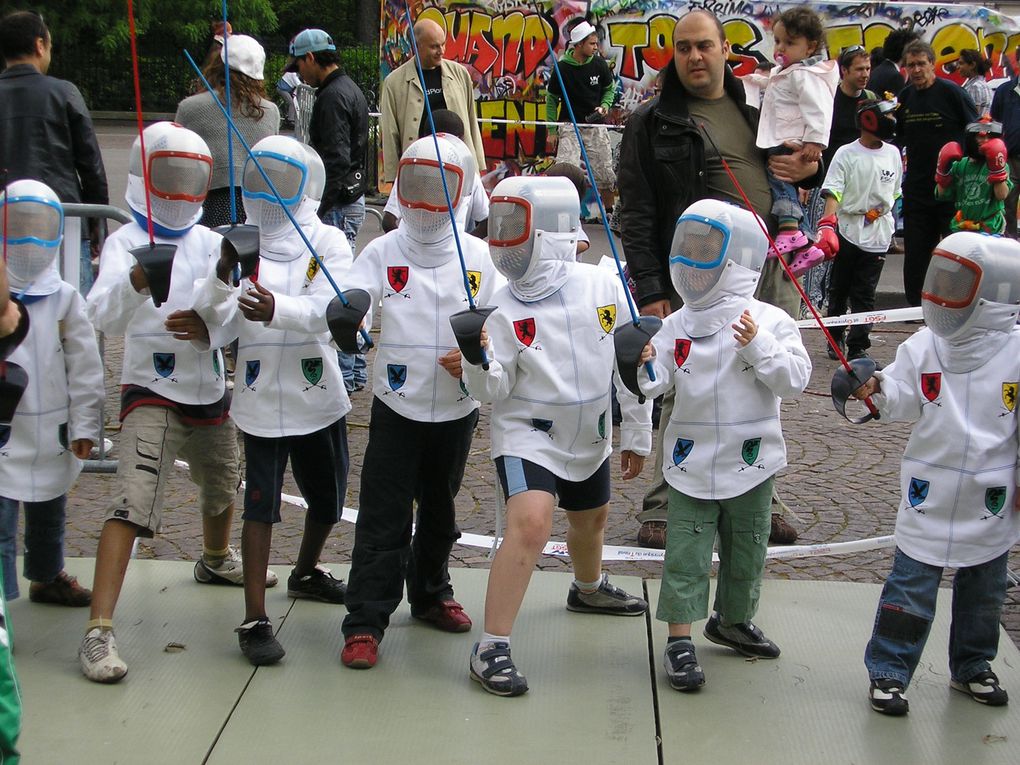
[741,438,761,466]
[301,357,323,385]
[213,352,221,377]
[985,487,1007,516]
[598,411,606,439]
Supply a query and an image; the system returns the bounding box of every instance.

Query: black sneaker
[287,566,346,604]
[566,573,647,616]
[703,613,780,658]
[469,641,529,697]
[826,338,845,361]
[869,678,909,716]
[235,618,285,666]
[663,640,705,692]
[950,669,1009,706]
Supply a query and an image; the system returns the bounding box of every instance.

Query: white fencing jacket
[873,328,1020,568]
[639,298,811,500]
[87,223,233,405]
[192,218,353,438]
[463,263,652,481]
[342,228,499,422]
[0,283,103,501]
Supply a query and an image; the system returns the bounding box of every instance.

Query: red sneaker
[341,634,379,669]
[412,599,473,633]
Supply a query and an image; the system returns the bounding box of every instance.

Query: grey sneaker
[951,670,1009,706]
[235,618,285,666]
[703,613,780,658]
[79,628,128,683]
[287,565,346,604]
[663,639,705,691]
[469,641,529,697]
[566,573,647,616]
[193,545,279,588]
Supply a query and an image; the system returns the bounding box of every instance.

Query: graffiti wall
[380,1,1020,176]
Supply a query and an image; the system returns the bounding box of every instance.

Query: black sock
[667,636,693,645]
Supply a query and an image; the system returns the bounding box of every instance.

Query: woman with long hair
[175,34,280,227]
[958,48,993,117]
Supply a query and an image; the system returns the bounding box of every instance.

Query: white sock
[574,575,603,593]
[479,632,510,651]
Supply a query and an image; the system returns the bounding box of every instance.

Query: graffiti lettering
[420,7,555,80]
[607,14,676,80]
[911,6,949,29]
[479,99,548,161]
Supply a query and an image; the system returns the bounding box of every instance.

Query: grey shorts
[104,406,240,535]
[556,124,615,190]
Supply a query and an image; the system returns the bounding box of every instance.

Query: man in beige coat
[380,18,486,183]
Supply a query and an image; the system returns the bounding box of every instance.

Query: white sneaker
[193,545,279,587]
[88,438,115,459]
[79,628,128,683]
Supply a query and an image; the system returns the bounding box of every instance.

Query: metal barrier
[60,203,134,474]
[294,84,316,144]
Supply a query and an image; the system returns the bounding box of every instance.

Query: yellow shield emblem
[306,257,319,282]
[467,270,481,298]
[1003,382,1018,412]
[597,304,617,333]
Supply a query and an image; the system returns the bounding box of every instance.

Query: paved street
[49,122,1020,650]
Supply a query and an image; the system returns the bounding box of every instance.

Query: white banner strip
[174,461,895,565]
[796,306,922,329]
[366,111,623,128]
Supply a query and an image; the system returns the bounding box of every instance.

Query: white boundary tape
[796,306,922,329]
[176,460,895,564]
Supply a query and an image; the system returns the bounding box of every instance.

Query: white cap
[222,34,265,81]
[569,21,596,46]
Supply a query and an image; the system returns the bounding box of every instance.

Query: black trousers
[342,397,478,640]
[826,234,886,354]
[902,201,953,306]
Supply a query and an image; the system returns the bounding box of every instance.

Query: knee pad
[876,603,930,644]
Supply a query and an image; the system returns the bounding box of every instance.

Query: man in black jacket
[0,10,108,294]
[617,9,819,548]
[291,28,370,392]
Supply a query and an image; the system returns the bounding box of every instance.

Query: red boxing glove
[979,137,1009,183]
[816,214,839,261]
[936,141,963,190]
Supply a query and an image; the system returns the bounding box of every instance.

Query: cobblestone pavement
[58,317,1020,650]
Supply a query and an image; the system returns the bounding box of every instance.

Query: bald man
[380,18,486,182]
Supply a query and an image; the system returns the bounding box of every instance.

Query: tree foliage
[0,0,277,56]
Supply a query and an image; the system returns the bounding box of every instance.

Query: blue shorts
[242,418,348,524]
[495,456,610,511]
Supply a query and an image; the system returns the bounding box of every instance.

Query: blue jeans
[766,146,803,222]
[80,238,95,296]
[865,547,1007,687]
[0,495,67,600]
[321,197,368,390]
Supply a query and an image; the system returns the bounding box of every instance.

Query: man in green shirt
[546,20,617,215]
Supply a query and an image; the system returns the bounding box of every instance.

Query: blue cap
[289,29,335,57]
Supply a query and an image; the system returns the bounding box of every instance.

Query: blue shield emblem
[673,438,694,465]
[908,477,929,508]
[531,418,553,432]
[387,364,407,391]
[153,352,175,378]
[0,425,10,449]
[245,360,261,387]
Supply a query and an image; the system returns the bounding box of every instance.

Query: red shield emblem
[674,339,692,368]
[514,318,536,347]
[387,266,409,293]
[921,372,941,402]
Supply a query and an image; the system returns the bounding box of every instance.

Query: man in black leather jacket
[618,10,820,548]
[0,11,109,293]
